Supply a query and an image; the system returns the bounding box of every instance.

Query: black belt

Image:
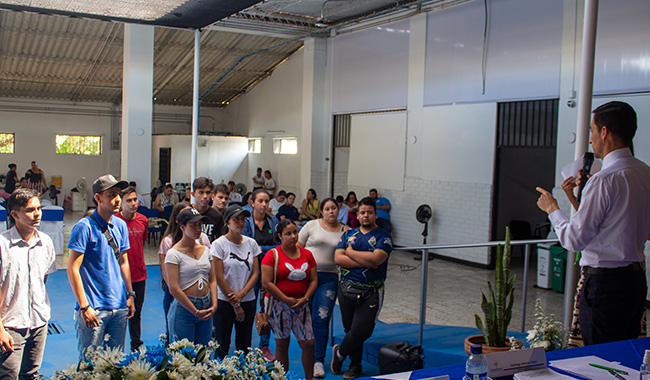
[583,262,643,275]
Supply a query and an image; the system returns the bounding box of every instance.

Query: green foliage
[0,133,15,154]
[55,135,101,155]
[475,227,516,347]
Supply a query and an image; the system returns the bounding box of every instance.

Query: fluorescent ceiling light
[0,0,189,20]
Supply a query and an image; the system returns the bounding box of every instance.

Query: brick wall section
[310,170,330,202]
[334,173,494,265]
[333,171,349,199]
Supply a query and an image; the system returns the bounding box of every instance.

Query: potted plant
[465,227,521,354]
[526,299,568,351]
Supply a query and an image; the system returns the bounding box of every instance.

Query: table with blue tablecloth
[369,338,650,380]
[39,205,65,255]
[0,205,6,233]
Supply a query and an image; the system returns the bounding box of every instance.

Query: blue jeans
[255,253,272,349]
[308,272,338,363]
[75,308,128,361]
[163,283,174,342]
[168,295,213,346]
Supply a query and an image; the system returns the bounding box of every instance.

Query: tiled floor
[59,210,565,332]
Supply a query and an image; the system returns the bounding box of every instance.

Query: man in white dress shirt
[536,101,650,345]
[0,188,56,378]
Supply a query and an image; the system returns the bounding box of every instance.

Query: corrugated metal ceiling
[0,0,465,108]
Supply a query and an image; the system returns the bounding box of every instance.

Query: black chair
[509,220,532,258]
[163,205,174,221]
[48,185,61,205]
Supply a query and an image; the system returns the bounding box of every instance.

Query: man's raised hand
[536,187,560,215]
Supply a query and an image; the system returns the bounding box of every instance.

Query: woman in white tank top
[165,207,217,345]
[158,202,211,341]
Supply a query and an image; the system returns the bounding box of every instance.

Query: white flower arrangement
[52,336,297,380]
[525,299,568,351]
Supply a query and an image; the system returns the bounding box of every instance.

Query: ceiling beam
[0,77,245,92]
[70,23,119,103]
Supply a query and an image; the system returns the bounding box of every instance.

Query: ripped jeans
[308,272,338,363]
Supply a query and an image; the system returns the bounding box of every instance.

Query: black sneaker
[343,363,362,379]
[331,344,343,375]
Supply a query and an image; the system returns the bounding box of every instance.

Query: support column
[121,24,154,205]
[301,37,331,197]
[563,0,599,328]
[191,29,201,183]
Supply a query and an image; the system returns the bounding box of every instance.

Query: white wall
[227,49,306,197]
[152,104,233,135]
[0,97,241,205]
[0,97,118,204]
[324,0,650,265]
[151,135,248,187]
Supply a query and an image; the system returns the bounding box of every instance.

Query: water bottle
[640,349,650,380]
[464,344,488,380]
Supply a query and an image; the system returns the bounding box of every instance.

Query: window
[56,135,102,155]
[0,133,15,154]
[273,138,297,155]
[248,138,261,154]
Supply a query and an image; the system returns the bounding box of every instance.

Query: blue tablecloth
[42,205,64,221]
[0,205,5,232]
[372,337,650,380]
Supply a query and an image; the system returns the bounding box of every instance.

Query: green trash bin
[550,245,568,293]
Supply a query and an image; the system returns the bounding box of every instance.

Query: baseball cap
[92,174,129,195]
[223,204,250,222]
[177,207,209,226]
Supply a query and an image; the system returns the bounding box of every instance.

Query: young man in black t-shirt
[191,177,224,243]
[276,192,300,223]
[4,164,18,194]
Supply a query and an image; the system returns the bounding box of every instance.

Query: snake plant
[475,227,516,347]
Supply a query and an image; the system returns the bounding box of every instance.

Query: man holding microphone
[536,101,650,345]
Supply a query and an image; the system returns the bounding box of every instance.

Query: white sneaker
[314,362,325,378]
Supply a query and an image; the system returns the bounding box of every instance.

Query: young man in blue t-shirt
[67,174,135,360]
[369,188,391,233]
[332,197,393,379]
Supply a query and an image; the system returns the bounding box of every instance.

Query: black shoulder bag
[87,215,122,261]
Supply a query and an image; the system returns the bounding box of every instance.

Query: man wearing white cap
[67,174,135,360]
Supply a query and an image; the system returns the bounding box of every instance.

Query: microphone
[577,152,595,204]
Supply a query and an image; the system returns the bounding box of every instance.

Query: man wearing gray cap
[67,174,136,360]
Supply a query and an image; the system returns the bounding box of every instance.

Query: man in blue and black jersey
[331,197,393,379]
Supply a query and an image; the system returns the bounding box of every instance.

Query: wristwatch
[126,291,136,299]
[79,305,90,312]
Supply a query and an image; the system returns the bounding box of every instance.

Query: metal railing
[399,238,560,347]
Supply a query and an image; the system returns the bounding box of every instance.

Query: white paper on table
[372,371,412,380]
[514,368,576,380]
[560,156,602,180]
[549,355,638,380]
[372,374,449,380]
